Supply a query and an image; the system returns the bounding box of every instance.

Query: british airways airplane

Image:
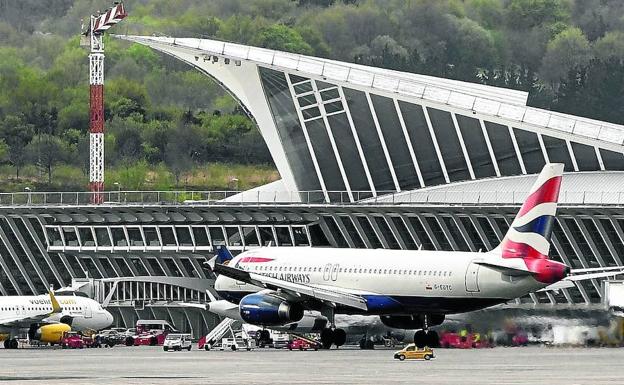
[209,164,604,348]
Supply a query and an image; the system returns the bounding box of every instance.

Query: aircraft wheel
[205,345,210,351]
[320,329,334,349]
[125,337,134,346]
[10,339,18,349]
[333,329,347,347]
[187,346,191,351]
[150,337,158,346]
[3,339,9,349]
[398,354,405,361]
[426,330,440,348]
[414,330,427,349]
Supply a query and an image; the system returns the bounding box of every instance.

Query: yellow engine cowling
[34,324,71,344]
[0,333,9,342]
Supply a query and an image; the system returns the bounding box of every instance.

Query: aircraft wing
[539,266,624,292]
[0,290,63,328]
[213,262,368,311]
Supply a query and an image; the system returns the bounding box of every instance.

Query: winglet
[216,245,234,264]
[49,290,62,314]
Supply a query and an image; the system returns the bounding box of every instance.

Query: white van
[163,333,192,351]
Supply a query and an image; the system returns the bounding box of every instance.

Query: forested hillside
[0,0,623,192]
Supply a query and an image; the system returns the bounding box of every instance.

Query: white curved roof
[117,35,624,147]
[369,171,624,206]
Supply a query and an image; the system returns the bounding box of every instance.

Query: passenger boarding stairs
[204,318,237,348]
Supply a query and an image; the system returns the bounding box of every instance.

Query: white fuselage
[215,247,546,315]
[0,295,113,334]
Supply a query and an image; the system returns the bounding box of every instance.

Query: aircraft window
[449,272,452,276]
[383,269,387,274]
[373,269,377,274]
[433,271,437,276]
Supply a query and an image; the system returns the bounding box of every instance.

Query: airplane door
[323,264,332,281]
[85,304,93,318]
[465,263,480,292]
[330,264,339,281]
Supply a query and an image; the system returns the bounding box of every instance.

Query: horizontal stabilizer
[474,260,535,276]
[539,266,624,292]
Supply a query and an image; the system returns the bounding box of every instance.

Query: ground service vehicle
[134,330,167,346]
[394,344,435,361]
[220,337,254,351]
[163,333,192,351]
[61,331,85,349]
[125,320,176,346]
[97,330,125,347]
[439,332,493,349]
[287,338,319,351]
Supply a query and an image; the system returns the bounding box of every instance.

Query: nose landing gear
[3,338,18,349]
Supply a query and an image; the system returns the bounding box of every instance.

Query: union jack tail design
[495,163,564,260]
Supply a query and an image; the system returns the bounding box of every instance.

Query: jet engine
[379,314,445,330]
[239,293,304,326]
[28,323,71,344]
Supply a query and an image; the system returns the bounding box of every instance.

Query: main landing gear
[3,338,18,349]
[414,314,439,348]
[320,306,346,349]
[320,328,346,349]
[414,330,439,348]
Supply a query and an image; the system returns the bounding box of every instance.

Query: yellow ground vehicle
[393,344,435,361]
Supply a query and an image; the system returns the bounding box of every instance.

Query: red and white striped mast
[84,2,127,204]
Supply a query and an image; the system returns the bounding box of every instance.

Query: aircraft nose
[105,310,114,326]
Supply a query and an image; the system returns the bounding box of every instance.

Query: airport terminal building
[1,36,624,336]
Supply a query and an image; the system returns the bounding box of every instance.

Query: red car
[60,332,85,349]
[287,338,319,351]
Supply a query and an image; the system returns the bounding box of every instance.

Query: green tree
[594,31,624,62]
[0,115,34,179]
[0,138,9,163]
[540,27,591,86]
[164,122,199,187]
[27,134,70,184]
[506,0,569,29]
[252,24,313,55]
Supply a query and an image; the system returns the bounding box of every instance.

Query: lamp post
[229,177,239,192]
[113,182,121,203]
[24,187,32,205]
